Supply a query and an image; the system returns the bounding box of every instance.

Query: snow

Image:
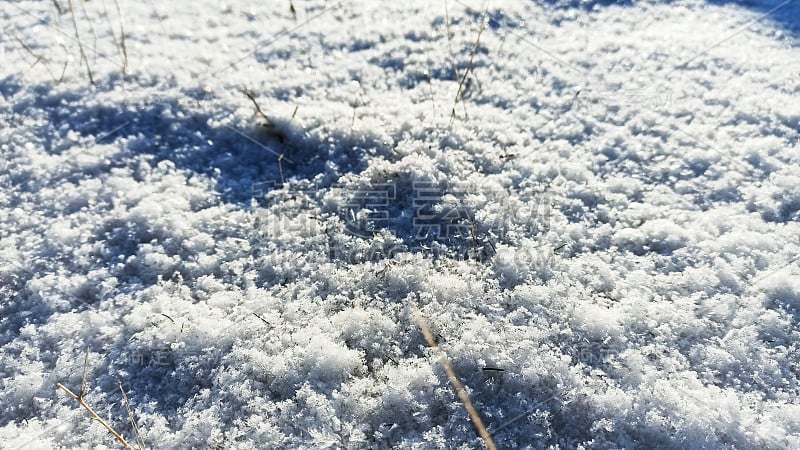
[1,0,799,448]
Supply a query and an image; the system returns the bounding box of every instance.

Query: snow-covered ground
[1,0,799,448]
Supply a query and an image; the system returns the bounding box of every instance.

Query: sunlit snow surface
[1,0,799,448]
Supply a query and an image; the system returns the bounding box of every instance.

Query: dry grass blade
[119,382,146,450]
[79,347,89,398]
[6,26,69,83]
[253,312,271,326]
[4,27,61,82]
[67,0,93,84]
[51,0,65,15]
[57,383,138,450]
[278,153,286,185]
[5,28,45,64]
[78,0,100,63]
[449,3,489,127]
[410,302,497,450]
[103,0,128,75]
[241,89,273,126]
[443,0,467,121]
[486,393,556,435]
[57,349,139,449]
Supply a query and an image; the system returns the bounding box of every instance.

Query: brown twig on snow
[103,0,129,75]
[410,302,498,450]
[57,383,138,450]
[449,3,489,127]
[4,27,65,82]
[57,349,138,450]
[241,89,273,127]
[67,0,93,84]
[119,382,146,450]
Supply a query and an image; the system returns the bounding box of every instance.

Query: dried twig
[119,382,146,450]
[79,348,89,398]
[103,0,128,75]
[443,0,467,121]
[78,0,100,64]
[67,0,93,84]
[486,393,557,435]
[58,383,138,450]
[4,28,59,81]
[53,0,64,16]
[410,302,497,450]
[425,65,436,119]
[253,312,271,327]
[5,28,45,64]
[450,3,489,126]
[51,0,65,15]
[57,350,138,450]
[241,89,273,126]
[238,90,289,175]
[278,153,286,185]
